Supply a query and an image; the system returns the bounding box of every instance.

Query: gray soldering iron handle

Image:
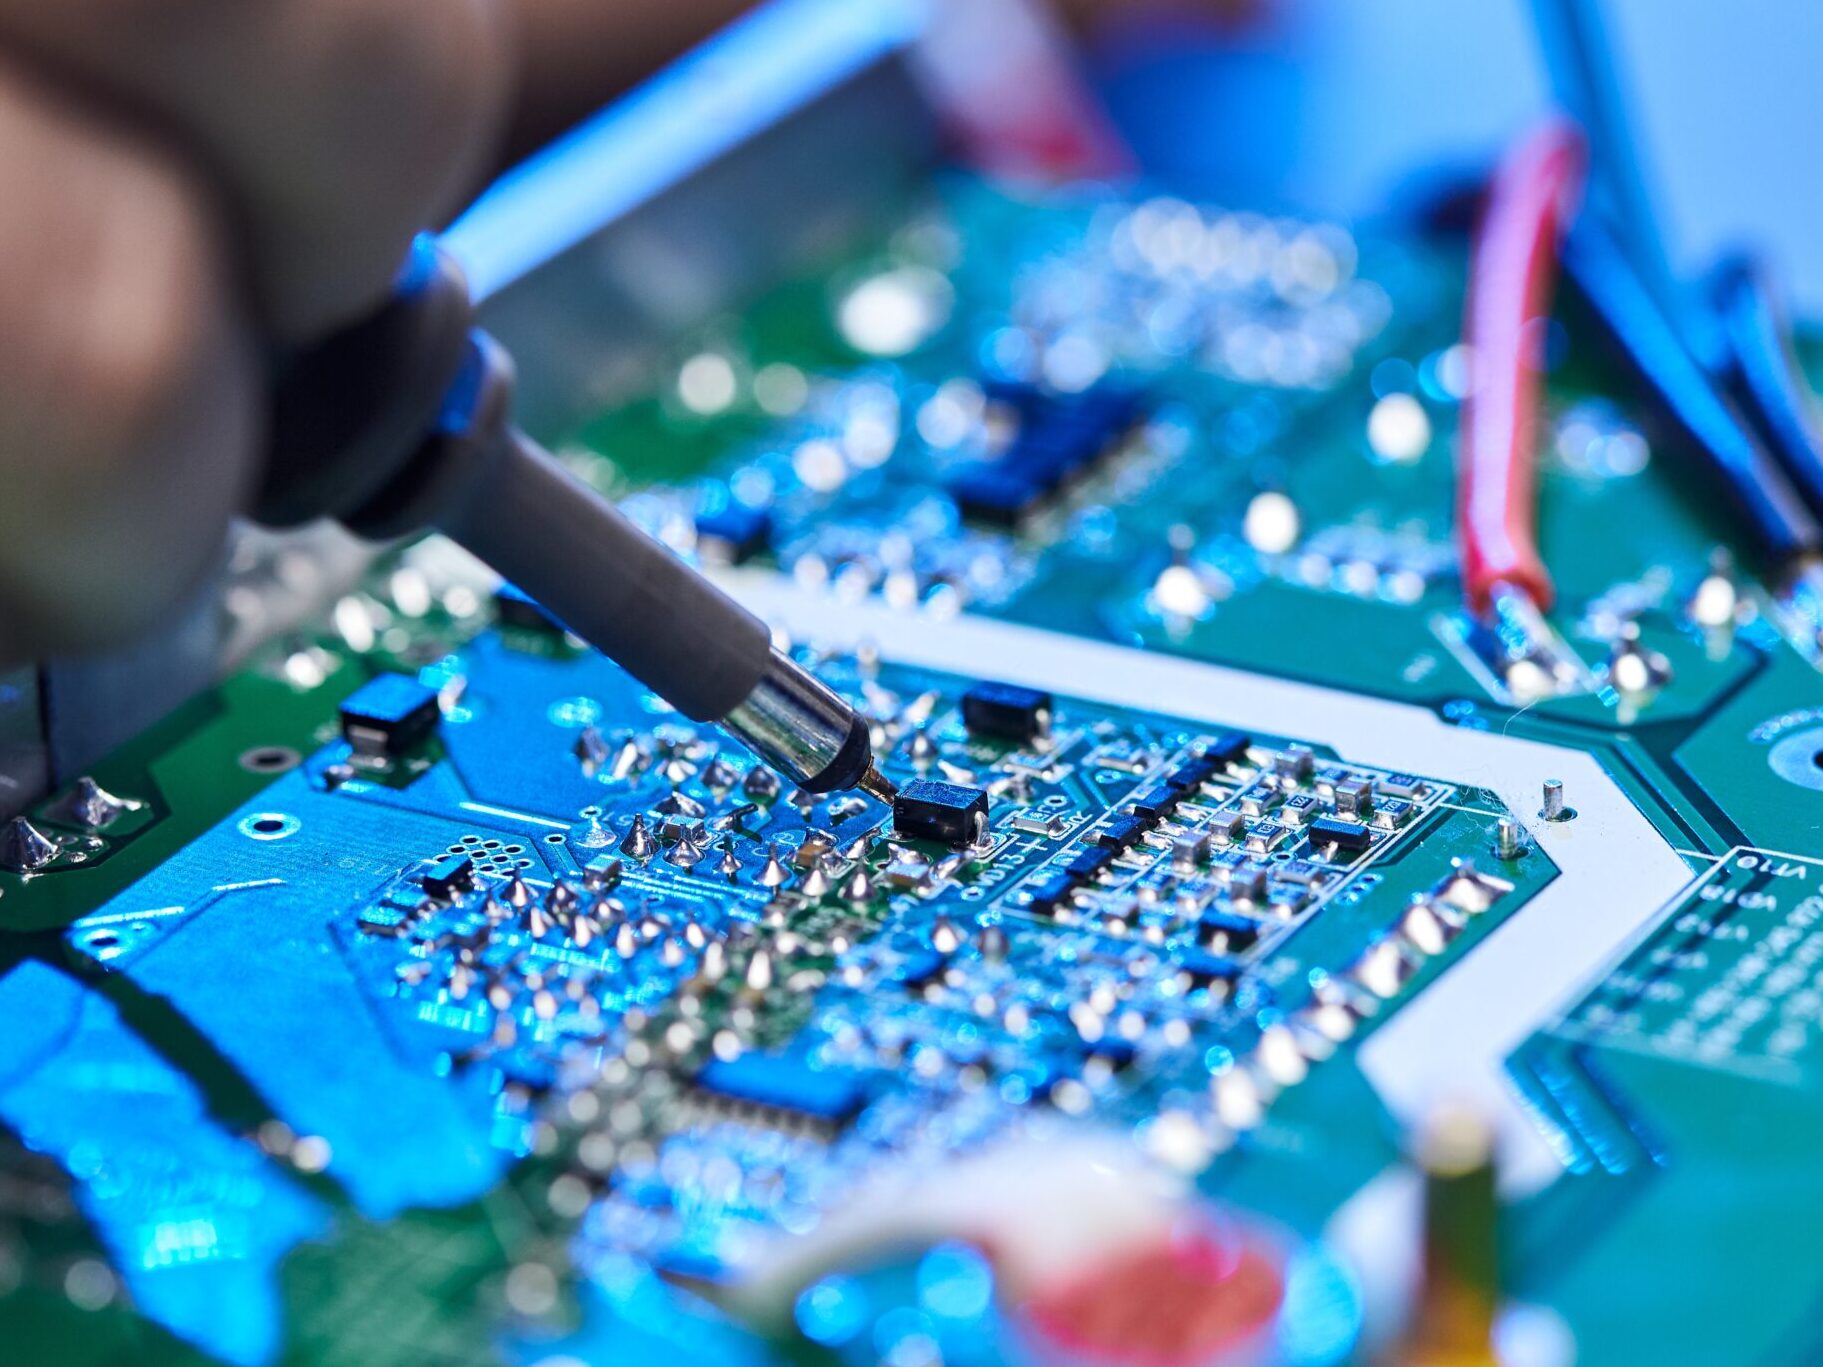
[425,340,776,724]
[254,239,878,792]
[424,338,876,793]
[256,238,772,724]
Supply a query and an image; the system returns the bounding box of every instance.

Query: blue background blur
[1091,1,1823,314]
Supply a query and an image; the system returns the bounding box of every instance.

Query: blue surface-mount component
[693,1051,869,1129]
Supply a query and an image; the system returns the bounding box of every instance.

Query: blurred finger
[502,0,748,158]
[0,0,513,338]
[0,61,257,664]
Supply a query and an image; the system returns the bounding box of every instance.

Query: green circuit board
[3,175,1823,1367]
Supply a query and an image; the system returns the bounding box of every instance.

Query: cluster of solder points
[337,651,1520,1289]
[440,832,532,877]
[1012,736,1441,952]
[1032,197,1389,391]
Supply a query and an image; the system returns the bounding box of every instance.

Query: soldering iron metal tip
[857,764,897,806]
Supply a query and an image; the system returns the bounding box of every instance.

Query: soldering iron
[257,234,896,805]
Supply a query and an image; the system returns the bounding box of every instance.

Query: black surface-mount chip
[1309,816,1374,853]
[1096,814,1148,850]
[893,779,989,847]
[1126,787,1181,823]
[1199,909,1261,951]
[693,502,772,565]
[1204,731,1253,771]
[1062,844,1116,881]
[961,681,1054,743]
[419,853,474,901]
[339,673,441,760]
[952,382,1146,526]
[1164,755,1222,793]
[1178,950,1244,989]
[946,463,1042,527]
[1023,871,1079,916]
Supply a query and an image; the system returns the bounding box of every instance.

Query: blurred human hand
[0,0,521,665]
[0,0,1153,667]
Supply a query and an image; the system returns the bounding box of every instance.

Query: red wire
[1457,120,1587,616]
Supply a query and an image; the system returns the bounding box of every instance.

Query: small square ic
[339,673,441,760]
[893,779,989,847]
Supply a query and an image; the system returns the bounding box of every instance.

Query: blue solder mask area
[65,772,514,1218]
[433,632,672,821]
[54,626,881,1243]
[41,623,896,1362]
[29,631,805,1358]
[0,961,329,1366]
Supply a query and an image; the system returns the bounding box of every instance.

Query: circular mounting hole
[239,812,300,841]
[239,746,301,774]
[1768,726,1823,793]
[77,921,153,963]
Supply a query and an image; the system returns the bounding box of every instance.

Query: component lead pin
[1541,778,1567,821]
